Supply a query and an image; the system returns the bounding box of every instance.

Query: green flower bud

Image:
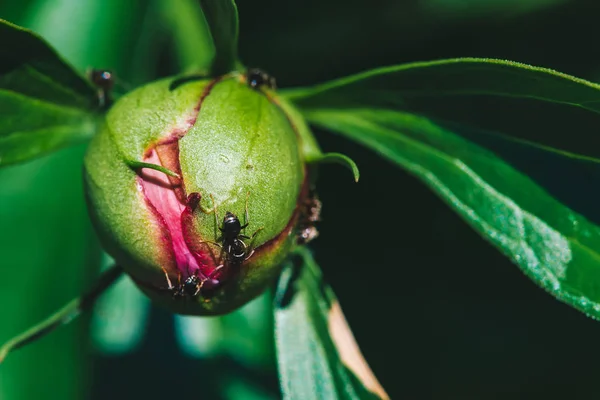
[84,73,314,315]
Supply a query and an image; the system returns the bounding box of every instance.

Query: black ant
[88,69,114,109]
[219,211,255,265]
[246,68,276,90]
[297,191,322,245]
[160,266,220,300]
[159,193,263,299]
[209,193,263,270]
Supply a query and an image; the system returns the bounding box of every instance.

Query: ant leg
[218,244,226,266]
[208,264,224,279]
[190,192,216,215]
[210,194,220,241]
[251,227,264,240]
[202,242,220,266]
[161,267,174,289]
[244,227,264,260]
[197,203,215,214]
[169,271,182,298]
[193,279,203,297]
[239,226,262,240]
[243,191,250,233]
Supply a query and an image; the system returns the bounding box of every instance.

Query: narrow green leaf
[283,58,600,162]
[274,248,388,400]
[306,152,360,182]
[199,0,240,75]
[0,19,100,166]
[304,108,600,320]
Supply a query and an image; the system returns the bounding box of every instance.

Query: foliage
[1,0,599,399]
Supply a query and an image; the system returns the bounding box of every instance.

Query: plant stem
[0,264,124,363]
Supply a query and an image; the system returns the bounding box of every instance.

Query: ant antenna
[210,194,219,240]
[161,267,174,290]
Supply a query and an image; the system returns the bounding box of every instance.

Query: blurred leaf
[199,0,240,75]
[91,255,150,354]
[174,291,274,368]
[0,19,96,106]
[421,0,566,19]
[1,264,123,363]
[220,375,278,400]
[0,19,101,166]
[159,0,214,74]
[283,58,600,163]
[274,248,388,400]
[0,145,97,400]
[302,107,600,319]
[0,1,148,399]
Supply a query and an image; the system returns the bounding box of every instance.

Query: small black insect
[297,191,322,245]
[161,268,200,298]
[246,68,276,90]
[170,195,263,298]
[89,69,114,109]
[161,267,220,299]
[203,193,262,269]
[218,211,262,266]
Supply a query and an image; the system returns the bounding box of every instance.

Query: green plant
[2,0,600,399]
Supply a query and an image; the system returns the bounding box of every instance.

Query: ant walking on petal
[159,192,263,299]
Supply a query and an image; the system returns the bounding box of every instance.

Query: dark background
[3,0,600,399]
[238,1,600,399]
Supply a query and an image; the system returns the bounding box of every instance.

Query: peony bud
[84,72,314,315]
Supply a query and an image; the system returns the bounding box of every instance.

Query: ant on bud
[160,193,263,300]
[88,69,114,109]
[246,68,276,91]
[160,266,220,300]
[297,191,322,245]
[210,193,263,269]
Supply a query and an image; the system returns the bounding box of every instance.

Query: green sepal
[127,160,180,178]
[306,152,360,182]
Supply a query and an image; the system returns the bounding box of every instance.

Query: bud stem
[0,264,124,363]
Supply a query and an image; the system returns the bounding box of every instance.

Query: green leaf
[274,248,388,400]
[303,107,600,320]
[283,58,600,163]
[0,19,100,166]
[199,0,240,75]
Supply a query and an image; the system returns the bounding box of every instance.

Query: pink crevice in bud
[138,149,215,279]
[136,77,222,281]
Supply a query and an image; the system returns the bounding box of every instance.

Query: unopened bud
[84,72,313,315]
